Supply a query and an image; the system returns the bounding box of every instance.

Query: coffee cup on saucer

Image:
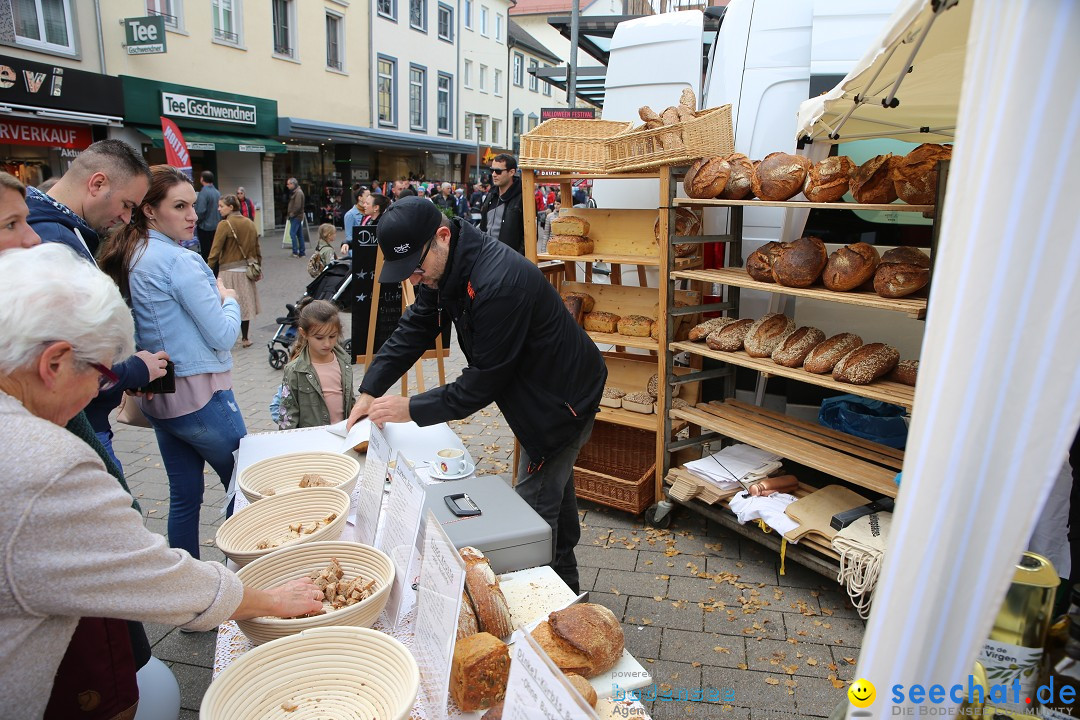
[434,448,466,476]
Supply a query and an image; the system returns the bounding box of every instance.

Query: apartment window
[543,65,553,96]
[14,0,75,52]
[210,0,241,44]
[479,64,487,93]
[512,113,522,143]
[409,0,426,31]
[437,3,452,42]
[463,59,472,88]
[377,55,397,126]
[377,0,396,20]
[146,0,182,30]
[325,11,343,70]
[512,53,524,87]
[464,113,473,140]
[493,69,502,97]
[495,14,502,42]
[463,0,472,28]
[476,118,486,143]
[409,65,426,130]
[272,0,297,58]
[479,5,488,36]
[528,115,539,131]
[437,73,452,134]
[528,59,539,92]
[491,119,501,146]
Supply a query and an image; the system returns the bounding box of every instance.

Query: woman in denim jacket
[99,166,246,559]
[273,299,354,430]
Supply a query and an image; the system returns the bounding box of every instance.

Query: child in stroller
[267,258,354,369]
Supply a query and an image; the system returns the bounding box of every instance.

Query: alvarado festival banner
[160,117,192,179]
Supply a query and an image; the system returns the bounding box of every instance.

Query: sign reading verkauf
[161,91,257,126]
[124,16,166,55]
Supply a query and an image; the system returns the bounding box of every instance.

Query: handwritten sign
[376,451,426,628]
[502,628,600,720]
[413,512,465,720]
[352,422,388,543]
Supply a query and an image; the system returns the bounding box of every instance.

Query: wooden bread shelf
[669,400,900,497]
[540,253,701,269]
[673,197,936,213]
[586,331,658,351]
[528,171,664,181]
[668,341,915,409]
[671,267,927,319]
[598,406,662,430]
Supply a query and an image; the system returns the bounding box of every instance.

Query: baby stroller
[267,259,354,369]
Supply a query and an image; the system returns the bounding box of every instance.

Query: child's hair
[318,223,336,244]
[290,298,342,359]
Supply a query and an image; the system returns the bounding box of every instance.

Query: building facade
[506,21,565,156]
[458,0,512,182]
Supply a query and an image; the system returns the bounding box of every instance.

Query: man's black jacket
[358,218,606,464]
[479,175,525,254]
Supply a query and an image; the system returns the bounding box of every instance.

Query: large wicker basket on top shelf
[574,421,656,515]
[519,118,634,172]
[607,105,734,172]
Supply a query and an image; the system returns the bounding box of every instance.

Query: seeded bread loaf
[622,392,655,414]
[460,547,514,640]
[743,313,795,358]
[550,216,590,236]
[771,326,826,367]
[600,387,626,409]
[617,315,654,338]
[888,359,919,386]
[833,343,900,385]
[647,373,659,398]
[450,632,510,712]
[689,316,735,342]
[583,311,620,334]
[803,333,863,374]
[823,242,880,292]
[547,236,593,256]
[705,317,754,352]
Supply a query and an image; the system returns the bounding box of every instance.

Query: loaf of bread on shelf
[751,152,812,201]
[583,311,620,334]
[560,291,595,313]
[600,387,626,408]
[688,316,734,342]
[653,206,702,258]
[803,333,863,374]
[833,343,900,385]
[771,236,827,288]
[647,373,659,398]
[743,313,795,358]
[460,547,514,640]
[874,262,929,298]
[550,216,591,236]
[705,317,754,352]
[880,246,931,268]
[530,603,625,678]
[671,397,692,410]
[851,154,898,205]
[771,326,826,368]
[547,235,594,256]
[684,156,732,199]
[719,153,755,200]
[892,143,952,205]
[745,241,783,283]
[562,296,584,325]
[888,359,919,386]
[622,392,655,414]
[457,591,479,640]
[617,315,654,338]
[450,632,511,712]
[823,242,880,292]
[803,156,856,203]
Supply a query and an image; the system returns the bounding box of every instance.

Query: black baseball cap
[376,196,444,283]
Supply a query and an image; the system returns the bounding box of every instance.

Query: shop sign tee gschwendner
[161,92,256,126]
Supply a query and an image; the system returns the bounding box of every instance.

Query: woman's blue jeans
[149,389,246,559]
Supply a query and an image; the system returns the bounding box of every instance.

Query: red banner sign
[0,118,92,149]
[160,116,192,179]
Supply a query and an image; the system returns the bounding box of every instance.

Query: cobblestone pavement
[112,229,858,719]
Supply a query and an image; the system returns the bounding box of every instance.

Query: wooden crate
[574,421,656,515]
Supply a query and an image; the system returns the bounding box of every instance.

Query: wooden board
[783,485,870,543]
[671,267,927,319]
[561,281,700,319]
[552,208,661,258]
[673,197,935,213]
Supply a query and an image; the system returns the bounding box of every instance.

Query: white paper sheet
[378,451,427,629]
[353,422,389,540]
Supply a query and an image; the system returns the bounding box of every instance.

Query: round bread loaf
[803,156,855,203]
[751,152,812,201]
[892,143,952,205]
[684,156,732,199]
[772,235,827,288]
[560,291,595,313]
[888,359,919,386]
[823,242,880,292]
[880,246,930,268]
[689,316,735,342]
[803,333,863,374]
[833,343,900,385]
[546,603,624,678]
[851,154,898,205]
[705,317,754,352]
[654,206,702,257]
[743,313,795,358]
[746,241,783,283]
[771,326,826,368]
[719,153,754,200]
[874,262,929,298]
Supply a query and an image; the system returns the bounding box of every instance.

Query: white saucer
[428,460,476,481]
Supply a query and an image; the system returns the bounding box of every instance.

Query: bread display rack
[522,167,704,514]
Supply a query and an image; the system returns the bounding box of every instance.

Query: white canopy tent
[794,1,1080,717]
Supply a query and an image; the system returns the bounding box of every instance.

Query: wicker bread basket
[607,105,734,173]
[238,451,360,503]
[520,118,634,172]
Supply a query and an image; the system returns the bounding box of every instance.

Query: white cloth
[684,444,782,490]
[727,491,799,536]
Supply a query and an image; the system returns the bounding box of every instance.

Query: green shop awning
[137,126,287,153]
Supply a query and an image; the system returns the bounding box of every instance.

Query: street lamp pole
[475,118,483,184]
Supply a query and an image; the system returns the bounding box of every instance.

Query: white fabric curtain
[851,1,1080,716]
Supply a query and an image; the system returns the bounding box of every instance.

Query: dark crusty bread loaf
[892,143,952,205]
[880,246,930,268]
[803,156,855,203]
[543,603,624,678]
[719,153,754,200]
[874,262,929,298]
[823,242,880,292]
[654,206,702,258]
[689,316,735,342]
[743,313,795,358]
[804,333,863,374]
[562,295,584,325]
[705,317,754,352]
[888,359,919,386]
[684,156,732,199]
[752,152,812,201]
[560,291,595,314]
[772,236,827,288]
[833,343,900,385]
[746,241,783,283]
[771,326,826,367]
[851,154,898,205]
[450,632,510,712]
[460,547,514,640]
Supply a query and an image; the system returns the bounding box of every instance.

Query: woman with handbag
[207,194,261,348]
[99,166,248,560]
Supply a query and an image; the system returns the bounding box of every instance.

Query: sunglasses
[88,361,120,391]
[489,167,511,175]
[413,237,436,276]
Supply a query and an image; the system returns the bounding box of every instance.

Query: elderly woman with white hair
[0,244,323,719]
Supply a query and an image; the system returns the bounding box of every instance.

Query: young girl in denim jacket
[272,299,354,429]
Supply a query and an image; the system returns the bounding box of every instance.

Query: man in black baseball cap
[349,194,607,592]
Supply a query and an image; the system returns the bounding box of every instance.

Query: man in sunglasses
[478,153,525,254]
[347,196,605,593]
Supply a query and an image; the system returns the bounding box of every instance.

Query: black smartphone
[139,359,176,394]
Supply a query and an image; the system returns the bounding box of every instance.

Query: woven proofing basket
[519,118,634,172]
[216,487,350,567]
[235,541,395,645]
[239,451,360,503]
[201,625,419,720]
[574,422,656,514]
[607,105,734,173]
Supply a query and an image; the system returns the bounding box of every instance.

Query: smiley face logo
[848,678,876,708]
